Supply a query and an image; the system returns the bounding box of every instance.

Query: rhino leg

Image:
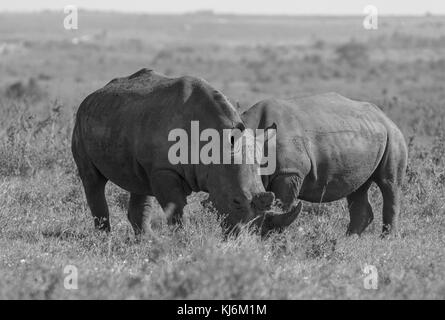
[79,164,110,232]
[375,179,401,237]
[268,174,302,211]
[128,193,152,236]
[346,180,374,235]
[151,170,187,226]
[373,133,407,237]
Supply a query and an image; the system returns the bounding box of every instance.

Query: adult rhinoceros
[72,69,300,236]
[241,93,407,237]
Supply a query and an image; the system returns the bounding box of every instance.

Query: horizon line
[0,8,444,17]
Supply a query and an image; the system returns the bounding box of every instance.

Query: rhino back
[244,93,389,202]
[73,69,208,193]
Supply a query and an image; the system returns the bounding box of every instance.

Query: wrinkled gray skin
[241,93,408,236]
[72,69,300,237]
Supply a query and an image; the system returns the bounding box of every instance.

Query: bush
[0,101,73,177]
[335,41,370,67]
[4,78,47,102]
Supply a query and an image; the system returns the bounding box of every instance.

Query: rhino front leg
[346,180,374,236]
[128,193,152,236]
[151,170,187,226]
[268,174,302,211]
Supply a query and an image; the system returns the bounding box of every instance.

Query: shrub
[335,41,370,67]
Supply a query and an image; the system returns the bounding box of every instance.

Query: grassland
[0,11,444,299]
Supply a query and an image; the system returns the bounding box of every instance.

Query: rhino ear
[264,123,277,142]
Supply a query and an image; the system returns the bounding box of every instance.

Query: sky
[1,0,444,15]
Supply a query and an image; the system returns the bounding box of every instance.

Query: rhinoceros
[72,69,300,236]
[241,93,408,236]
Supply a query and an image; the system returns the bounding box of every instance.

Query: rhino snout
[251,192,275,211]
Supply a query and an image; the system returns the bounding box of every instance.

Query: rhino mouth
[250,192,302,235]
[207,192,302,237]
[225,201,302,238]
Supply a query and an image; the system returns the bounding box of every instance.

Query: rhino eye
[230,130,242,147]
[230,123,245,145]
[235,122,246,132]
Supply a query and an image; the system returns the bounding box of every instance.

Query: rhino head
[204,122,301,236]
[183,89,300,236]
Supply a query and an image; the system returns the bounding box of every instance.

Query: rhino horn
[266,201,302,229]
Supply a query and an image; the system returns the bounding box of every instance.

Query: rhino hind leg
[373,131,407,237]
[346,180,374,235]
[79,164,111,232]
[375,179,402,237]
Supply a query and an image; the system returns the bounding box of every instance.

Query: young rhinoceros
[241,93,408,237]
[72,69,301,237]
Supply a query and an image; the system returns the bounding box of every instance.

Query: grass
[0,12,444,299]
[0,97,444,299]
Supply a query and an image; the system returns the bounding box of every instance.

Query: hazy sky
[1,0,444,15]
